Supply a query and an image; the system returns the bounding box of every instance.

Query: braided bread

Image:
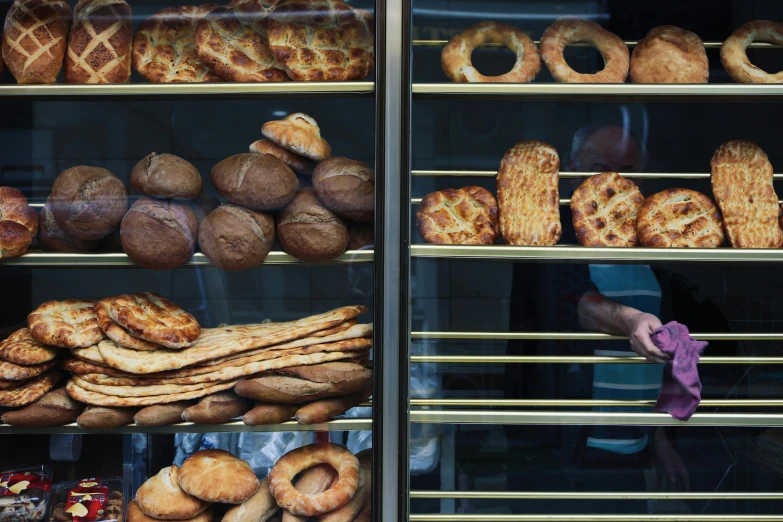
[65,0,132,84]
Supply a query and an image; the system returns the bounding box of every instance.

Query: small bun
[313,157,375,222]
[278,188,348,262]
[131,153,203,199]
[0,186,38,258]
[121,197,198,269]
[211,153,298,211]
[198,204,275,271]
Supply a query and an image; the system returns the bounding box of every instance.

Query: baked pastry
[249,139,316,176]
[441,21,541,83]
[128,501,214,522]
[28,299,104,348]
[94,299,160,351]
[0,328,58,365]
[104,292,200,349]
[39,198,97,253]
[541,17,629,83]
[76,405,136,429]
[2,0,71,84]
[262,113,332,161]
[65,0,132,84]
[0,369,61,407]
[267,0,374,81]
[630,26,708,84]
[277,188,349,262]
[0,186,38,259]
[195,2,288,82]
[312,157,375,221]
[130,153,203,199]
[133,6,219,83]
[636,188,725,248]
[181,391,250,424]
[178,449,259,504]
[571,172,644,247]
[134,401,192,427]
[198,204,275,271]
[416,186,498,245]
[0,387,82,427]
[0,358,56,380]
[222,478,277,522]
[319,450,370,522]
[136,466,211,520]
[294,386,371,425]
[722,21,783,83]
[711,140,783,247]
[211,153,298,211]
[497,141,561,246]
[242,403,298,426]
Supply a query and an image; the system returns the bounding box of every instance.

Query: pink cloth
[652,322,707,421]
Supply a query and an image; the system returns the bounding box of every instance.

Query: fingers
[630,334,670,364]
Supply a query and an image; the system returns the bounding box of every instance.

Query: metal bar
[410,491,783,500]
[0,82,374,97]
[411,170,783,180]
[411,355,783,365]
[410,244,783,263]
[412,331,783,341]
[412,39,779,50]
[410,410,783,427]
[410,398,783,407]
[409,516,783,522]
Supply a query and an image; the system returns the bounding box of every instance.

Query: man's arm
[578,290,671,364]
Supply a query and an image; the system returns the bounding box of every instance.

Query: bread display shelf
[410,244,783,263]
[409,514,783,521]
[411,491,783,500]
[0,417,371,434]
[412,170,783,180]
[411,331,783,341]
[0,82,374,98]
[3,250,373,266]
[411,354,783,365]
[413,39,780,49]
[411,398,783,407]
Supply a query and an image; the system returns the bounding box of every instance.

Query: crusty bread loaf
[0,186,38,259]
[28,299,104,349]
[0,387,83,426]
[416,186,499,245]
[235,368,370,404]
[39,198,97,253]
[120,198,198,270]
[181,391,250,424]
[128,501,213,522]
[294,386,371,425]
[242,403,298,426]
[313,157,375,222]
[222,478,277,522]
[2,0,71,84]
[198,204,275,272]
[178,449,259,504]
[136,466,211,520]
[636,188,725,248]
[134,401,192,426]
[130,153,203,199]
[211,153,298,211]
[262,113,332,161]
[77,405,136,429]
[630,26,708,84]
[276,361,371,385]
[277,188,349,262]
[65,0,132,84]
[571,172,644,247]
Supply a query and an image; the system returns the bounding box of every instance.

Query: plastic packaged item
[48,478,128,522]
[0,465,53,522]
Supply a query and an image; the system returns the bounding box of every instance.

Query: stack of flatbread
[0,327,62,408]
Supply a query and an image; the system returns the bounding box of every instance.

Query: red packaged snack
[64,479,107,522]
[49,478,127,522]
[0,466,53,522]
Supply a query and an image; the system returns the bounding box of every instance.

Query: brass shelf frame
[411,170,783,180]
[0,82,375,97]
[410,491,783,500]
[412,331,783,341]
[412,39,779,49]
[410,398,783,408]
[3,250,373,267]
[411,355,783,365]
[409,516,783,521]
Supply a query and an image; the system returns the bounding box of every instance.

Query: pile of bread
[1,0,373,84]
[0,292,373,429]
[417,139,783,249]
[0,111,374,269]
[131,445,370,522]
[442,17,783,84]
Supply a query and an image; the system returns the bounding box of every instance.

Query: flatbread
[95,299,161,351]
[66,379,236,407]
[571,172,644,247]
[63,357,136,378]
[27,299,105,348]
[71,345,107,364]
[0,380,19,391]
[0,328,59,365]
[636,188,725,248]
[96,306,368,374]
[106,292,201,349]
[72,375,214,397]
[0,370,62,407]
[0,359,57,380]
[311,320,357,337]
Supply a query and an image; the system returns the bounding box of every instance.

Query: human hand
[654,427,690,491]
[626,312,670,364]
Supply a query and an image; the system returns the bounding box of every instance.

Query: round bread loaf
[131,153,203,199]
[312,157,375,222]
[198,204,275,271]
[178,449,259,504]
[136,466,211,520]
[211,153,298,211]
[120,197,198,269]
[0,186,38,259]
[39,198,97,253]
[50,166,129,240]
[630,26,708,84]
[277,188,348,262]
[249,139,316,176]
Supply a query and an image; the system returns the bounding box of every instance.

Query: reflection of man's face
[570,126,642,173]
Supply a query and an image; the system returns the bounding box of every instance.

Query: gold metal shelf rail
[413,39,779,49]
[412,331,783,341]
[412,198,783,206]
[411,355,783,365]
[412,170,783,179]
[411,83,783,98]
[0,82,374,97]
[410,398,783,408]
[409,516,783,521]
[411,491,783,500]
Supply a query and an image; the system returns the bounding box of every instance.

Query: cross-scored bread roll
[65,0,132,84]
[710,140,783,248]
[2,0,71,84]
[571,172,644,247]
[636,188,725,248]
[497,141,561,246]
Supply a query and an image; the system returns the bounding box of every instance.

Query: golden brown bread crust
[441,21,540,83]
[95,299,161,351]
[262,113,332,161]
[0,186,38,259]
[105,292,201,349]
[0,369,61,407]
[0,358,56,380]
[242,403,298,426]
[65,0,132,84]
[249,140,316,176]
[497,141,561,246]
[222,478,278,522]
[571,172,644,247]
[2,0,71,84]
[128,501,214,522]
[198,204,275,271]
[312,157,375,222]
[0,327,59,365]
[268,0,374,81]
[318,451,370,522]
[76,405,136,429]
[631,25,708,84]
[294,386,371,425]
[711,140,783,248]
[541,17,629,83]
[178,449,260,504]
[134,401,193,426]
[721,21,783,83]
[636,189,725,248]
[416,186,499,245]
[0,387,83,426]
[277,188,349,262]
[282,465,335,522]
[181,391,250,424]
[136,466,212,520]
[28,299,104,348]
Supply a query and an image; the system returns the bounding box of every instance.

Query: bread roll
[279,362,372,385]
[222,478,277,522]
[0,387,83,426]
[121,197,198,269]
[2,0,71,84]
[234,370,369,404]
[211,154,298,211]
[249,140,316,177]
[39,198,97,252]
[295,386,371,425]
[0,186,38,258]
[181,391,250,424]
[134,401,192,426]
[631,26,708,84]
[136,466,211,520]
[77,405,136,429]
[65,0,132,84]
[313,157,375,222]
[261,113,331,161]
[242,404,298,426]
[178,449,259,504]
[198,204,275,271]
[277,188,348,262]
[50,166,128,240]
[131,153,203,199]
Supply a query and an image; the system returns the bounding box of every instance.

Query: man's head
[569,124,644,173]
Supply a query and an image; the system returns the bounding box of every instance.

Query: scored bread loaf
[571,172,644,247]
[77,405,136,429]
[277,188,349,262]
[416,186,499,245]
[0,387,83,426]
[181,391,250,424]
[242,403,298,426]
[198,204,275,272]
[294,386,371,425]
[222,478,278,522]
[636,188,725,248]
[235,367,370,403]
[136,466,211,520]
[66,0,132,84]
[178,449,259,504]
[134,401,192,426]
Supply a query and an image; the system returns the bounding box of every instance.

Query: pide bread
[211,153,298,211]
[0,186,38,259]
[710,140,783,248]
[0,387,82,426]
[636,188,725,248]
[39,198,97,253]
[130,153,203,199]
[0,370,61,407]
[181,391,250,424]
[262,113,332,161]
[76,405,136,429]
[66,379,238,407]
[222,478,277,522]
[2,0,71,84]
[136,465,211,520]
[28,299,104,348]
[277,188,349,262]
[178,449,260,504]
[312,157,375,222]
[65,0,132,84]
[416,186,499,245]
[133,7,219,83]
[249,140,316,177]
[95,299,161,351]
[198,204,275,271]
[631,26,708,84]
[0,328,59,365]
[497,141,561,246]
[0,359,56,380]
[571,172,644,247]
[72,375,214,397]
[105,292,201,349]
[134,401,192,427]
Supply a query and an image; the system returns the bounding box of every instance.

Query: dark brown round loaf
[120,197,198,269]
[39,198,97,253]
[312,157,375,222]
[277,188,348,262]
[50,166,129,240]
[198,204,275,271]
[131,153,203,199]
[211,153,298,210]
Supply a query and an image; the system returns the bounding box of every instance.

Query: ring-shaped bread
[268,443,360,516]
[541,17,629,83]
[441,21,541,83]
[721,20,783,83]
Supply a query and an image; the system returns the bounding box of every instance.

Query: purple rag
[651,321,707,421]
